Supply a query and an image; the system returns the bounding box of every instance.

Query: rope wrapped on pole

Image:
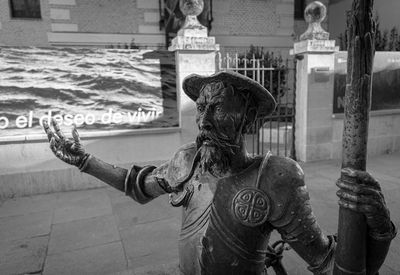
[334,0,375,274]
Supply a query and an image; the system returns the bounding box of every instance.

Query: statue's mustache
[196,130,239,154]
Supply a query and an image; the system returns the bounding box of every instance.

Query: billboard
[333,51,400,114]
[0,47,178,139]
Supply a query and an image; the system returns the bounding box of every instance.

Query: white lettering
[112,112,123,124]
[53,114,63,125]
[74,114,85,126]
[39,110,53,126]
[142,110,152,122]
[0,117,9,129]
[64,114,74,126]
[101,108,113,124]
[337,96,345,109]
[127,111,138,123]
[28,111,33,127]
[85,113,96,125]
[16,115,28,128]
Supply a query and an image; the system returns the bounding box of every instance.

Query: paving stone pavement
[0,152,399,275]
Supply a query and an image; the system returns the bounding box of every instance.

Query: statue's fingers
[72,124,81,145]
[352,204,377,214]
[64,139,74,151]
[43,120,55,142]
[336,190,383,208]
[337,190,364,203]
[338,200,376,214]
[55,150,63,160]
[341,168,380,190]
[62,154,73,165]
[51,129,61,142]
[336,179,378,195]
[338,199,358,212]
[341,167,357,177]
[71,125,85,154]
[52,118,66,140]
[49,137,58,154]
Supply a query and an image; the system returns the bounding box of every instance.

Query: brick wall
[0,0,51,46]
[46,0,163,46]
[0,0,163,46]
[211,0,295,53]
[69,0,140,34]
[212,0,280,36]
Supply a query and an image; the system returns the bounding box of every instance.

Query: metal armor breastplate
[200,153,274,275]
[178,169,217,275]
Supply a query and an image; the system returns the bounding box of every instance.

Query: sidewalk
[0,152,399,275]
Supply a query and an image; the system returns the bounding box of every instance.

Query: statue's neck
[215,139,253,177]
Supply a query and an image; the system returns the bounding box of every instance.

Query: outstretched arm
[43,119,170,204]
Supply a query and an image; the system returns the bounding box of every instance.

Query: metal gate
[217,52,297,160]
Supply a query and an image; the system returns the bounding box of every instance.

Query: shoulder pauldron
[258,156,321,245]
[152,142,198,190]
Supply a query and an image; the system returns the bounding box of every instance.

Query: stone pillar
[292,1,338,162]
[169,0,220,145]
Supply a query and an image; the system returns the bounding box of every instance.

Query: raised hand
[336,168,395,239]
[43,119,88,168]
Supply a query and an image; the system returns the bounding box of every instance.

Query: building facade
[0,0,303,54]
[4,0,399,53]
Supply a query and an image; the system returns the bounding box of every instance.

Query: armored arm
[265,158,397,275]
[109,142,198,203]
[80,155,168,204]
[265,157,335,274]
[43,119,169,204]
[75,142,198,204]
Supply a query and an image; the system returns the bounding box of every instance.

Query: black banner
[333,51,400,114]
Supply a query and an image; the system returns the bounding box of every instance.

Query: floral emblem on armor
[232,188,270,227]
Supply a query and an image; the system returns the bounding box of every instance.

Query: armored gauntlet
[43,119,88,168]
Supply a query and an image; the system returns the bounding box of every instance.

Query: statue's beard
[196,130,239,176]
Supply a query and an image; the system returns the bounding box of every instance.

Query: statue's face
[196,82,244,142]
[195,81,245,175]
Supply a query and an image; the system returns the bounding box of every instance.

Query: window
[294,0,306,20]
[10,0,41,19]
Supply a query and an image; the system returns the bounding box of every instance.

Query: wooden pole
[334,0,375,274]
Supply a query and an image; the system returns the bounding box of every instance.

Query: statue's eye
[197,105,205,112]
[215,105,222,112]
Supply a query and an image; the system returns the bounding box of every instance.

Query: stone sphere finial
[170,0,219,50]
[304,1,327,24]
[180,0,204,17]
[300,1,329,41]
[178,0,206,31]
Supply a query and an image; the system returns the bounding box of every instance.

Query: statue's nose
[199,118,212,131]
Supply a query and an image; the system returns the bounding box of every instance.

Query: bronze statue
[43,71,396,274]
